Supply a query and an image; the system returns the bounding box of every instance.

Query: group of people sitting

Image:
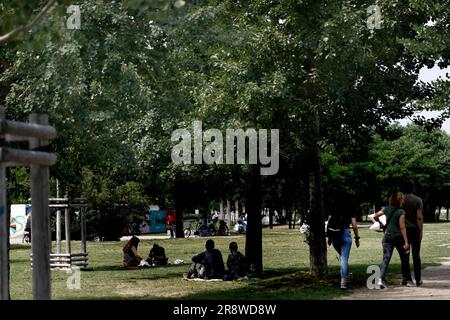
[122,236,248,280]
[122,236,168,268]
[184,239,247,280]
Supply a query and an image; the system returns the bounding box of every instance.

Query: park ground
[9,223,450,300]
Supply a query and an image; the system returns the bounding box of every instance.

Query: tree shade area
[1,0,450,288]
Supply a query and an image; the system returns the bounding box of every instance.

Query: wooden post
[30,113,51,300]
[56,180,61,254]
[0,106,9,300]
[65,205,71,254]
[80,206,87,254]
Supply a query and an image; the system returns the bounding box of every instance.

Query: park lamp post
[0,105,57,300]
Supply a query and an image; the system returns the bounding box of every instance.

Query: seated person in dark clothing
[226,242,247,279]
[122,236,143,268]
[184,239,224,279]
[146,243,168,266]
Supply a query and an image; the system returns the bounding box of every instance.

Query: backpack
[147,244,168,265]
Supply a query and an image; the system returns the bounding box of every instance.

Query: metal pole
[65,205,71,254]
[0,106,9,300]
[30,113,51,300]
[56,180,61,254]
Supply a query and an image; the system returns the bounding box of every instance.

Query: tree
[0,0,59,44]
[165,0,449,275]
[366,125,450,220]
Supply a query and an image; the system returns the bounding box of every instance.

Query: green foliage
[81,167,150,240]
[6,167,30,204]
[2,0,450,269]
[367,125,450,218]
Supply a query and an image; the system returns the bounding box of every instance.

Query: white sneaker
[377,279,387,289]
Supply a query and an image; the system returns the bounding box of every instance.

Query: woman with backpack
[146,243,168,266]
[327,210,360,290]
[373,191,411,288]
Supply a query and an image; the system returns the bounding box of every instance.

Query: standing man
[167,212,175,239]
[401,180,424,286]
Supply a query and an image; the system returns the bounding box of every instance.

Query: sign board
[10,204,31,240]
[147,210,167,234]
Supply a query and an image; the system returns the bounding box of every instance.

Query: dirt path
[338,258,450,300]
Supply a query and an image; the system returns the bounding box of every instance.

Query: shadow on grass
[176,267,341,300]
[178,264,414,300]
[11,244,31,251]
[93,264,187,272]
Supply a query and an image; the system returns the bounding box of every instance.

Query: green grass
[9,223,450,300]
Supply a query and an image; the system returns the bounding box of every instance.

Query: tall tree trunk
[292,209,297,229]
[174,204,184,238]
[308,109,327,276]
[269,207,273,229]
[245,165,263,276]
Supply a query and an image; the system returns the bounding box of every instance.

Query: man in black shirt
[185,239,225,280]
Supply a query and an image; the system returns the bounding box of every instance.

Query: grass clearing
[9,222,450,299]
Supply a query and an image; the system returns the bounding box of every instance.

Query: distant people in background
[167,213,175,238]
[374,191,411,289]
[24,213,32,238]
[401,180,424,286]
[146,243,168,266]
[122,236,142,268]
[226,242,247,279]
[184,239,224,280]
[326,209,360,289]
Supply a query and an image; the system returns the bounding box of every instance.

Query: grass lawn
[9,222,450,300]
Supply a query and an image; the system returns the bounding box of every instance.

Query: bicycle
[184,224,192,238]
[184,220,204,238]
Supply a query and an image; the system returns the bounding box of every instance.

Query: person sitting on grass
[146,243,168,266]
[184,239,224,280]
[122,236,143,268]
[226,242,247,279]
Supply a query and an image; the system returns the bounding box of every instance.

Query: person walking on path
[374,191,411,289]
[326,210,360,290]
[401,180,424,286]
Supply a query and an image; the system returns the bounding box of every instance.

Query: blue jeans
[332,228,352,279]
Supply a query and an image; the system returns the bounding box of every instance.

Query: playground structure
[0,106,57,300]
[30,197,89,270]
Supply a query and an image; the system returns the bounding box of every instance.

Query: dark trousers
[405,227,422,282]
[380,233,411,281]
